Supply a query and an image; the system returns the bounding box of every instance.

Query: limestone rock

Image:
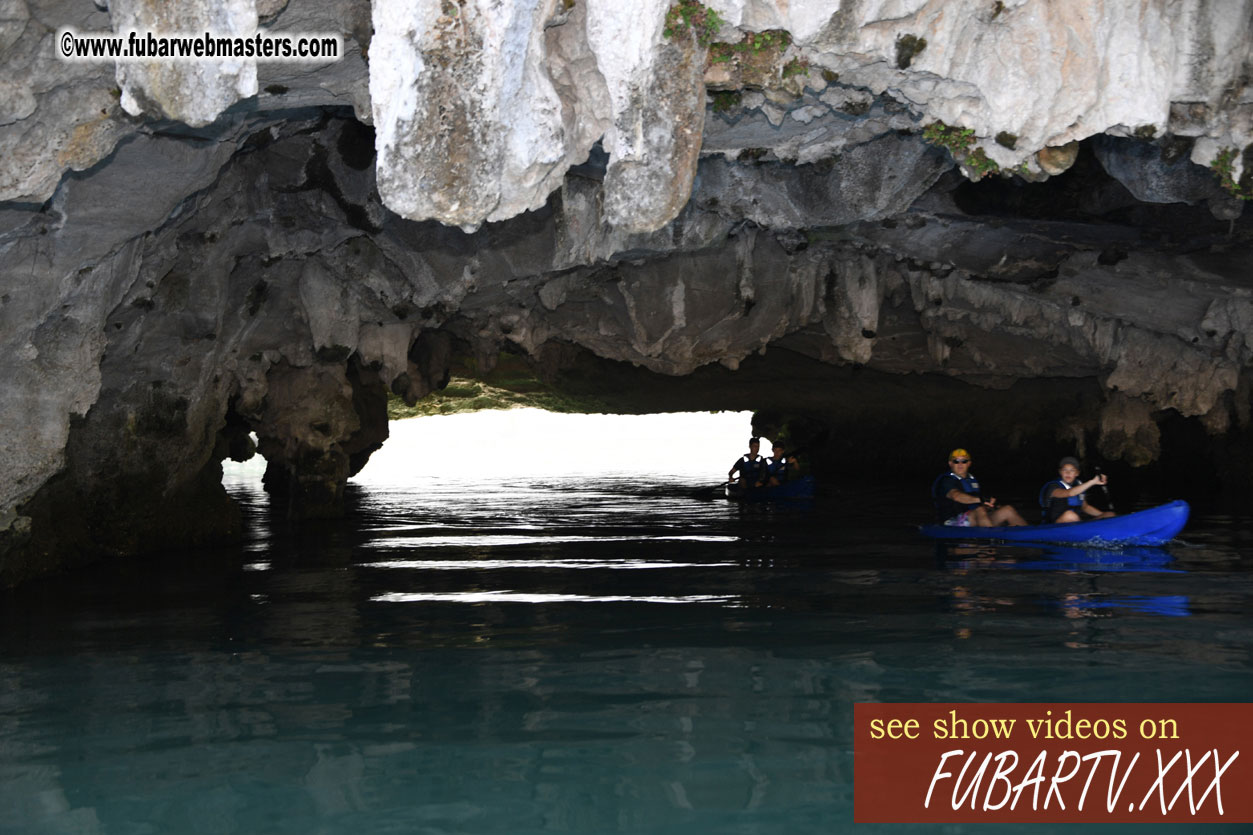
[1097,393,1161,467]
[808,0,1253,170]
[0,0,128,202]
[1037,142,1080,176]
[110,0,258,126]
[599,31,708,233]
[1091,135,1224,205]
[693,132,951,228]
[370,0,595,230]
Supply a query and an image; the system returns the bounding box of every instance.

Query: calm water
[2,417,1252,834]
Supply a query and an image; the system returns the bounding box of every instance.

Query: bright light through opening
[353,409,762,486]
[223,409,764,487]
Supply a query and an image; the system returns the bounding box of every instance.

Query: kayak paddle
[1094,465,1115,512]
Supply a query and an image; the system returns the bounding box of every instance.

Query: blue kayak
[726,475,816,502]
[920,500,1189,547]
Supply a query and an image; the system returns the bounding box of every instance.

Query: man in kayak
[728,437,767,488]
[932,448,1027,527]
[762,441,799,487]
[1040,456,1115,523]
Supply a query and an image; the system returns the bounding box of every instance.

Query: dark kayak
[726,475,816,502]
[920,500,1189,547]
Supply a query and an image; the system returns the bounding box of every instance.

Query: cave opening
[213,337,1251,545]
[223,408,760,495]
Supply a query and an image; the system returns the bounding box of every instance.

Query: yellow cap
[948,448,970,461]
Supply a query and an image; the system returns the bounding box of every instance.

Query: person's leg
[969,506,994,527]
[1054,509,1081,523]
[989,505,1028,526]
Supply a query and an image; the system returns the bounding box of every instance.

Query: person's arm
[1053,475,1106,498]
[944,486,983,505]
[945,481,995,508]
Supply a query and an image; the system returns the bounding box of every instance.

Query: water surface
[2,414,1250,834]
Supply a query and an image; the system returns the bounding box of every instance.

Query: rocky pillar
[1,380,242,587]
[252,359,389,520]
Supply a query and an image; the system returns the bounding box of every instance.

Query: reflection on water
[943,543,1180,572]
[2,412,1252,833]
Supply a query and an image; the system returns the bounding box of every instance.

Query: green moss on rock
[895,34,927,69]
[663,1,723,47]
[387,354,613,420]
[711,90,742,113]
[1210,146,1252,200]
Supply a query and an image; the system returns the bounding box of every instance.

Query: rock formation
[1,0,1252,584]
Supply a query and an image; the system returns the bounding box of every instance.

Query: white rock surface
[3,0,1252,217]
[587,0,707,233]
[795,0,1252,178]
[0,0,127,201]
[364,0,1253,229]
[110,0,258,126]
[370,0,583,230]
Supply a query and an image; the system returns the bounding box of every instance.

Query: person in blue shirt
[728,437,767,487]
[762,441,799,486]
[1041,456,1115,523]
[932,448,1027,527]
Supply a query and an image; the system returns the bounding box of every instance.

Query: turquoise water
[2,462,1252,833]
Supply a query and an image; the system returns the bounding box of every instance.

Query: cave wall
[1,0,1253,584]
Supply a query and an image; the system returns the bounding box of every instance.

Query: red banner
[854,703,1252,823]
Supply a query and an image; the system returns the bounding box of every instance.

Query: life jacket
[765,455,793,483]
[733,454,765,483]
[1038,478,1084,522]
[932,471,980,521]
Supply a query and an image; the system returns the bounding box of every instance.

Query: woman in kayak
[1041,457,1116,523]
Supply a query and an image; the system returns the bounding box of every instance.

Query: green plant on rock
[708,28,790,60]
[895,33,927,69]
[663,0,723,47]
[744,29,790,53]
[966,147,1000,177]
[781,58,809,79]
[923,121,975,155]
[923,121,1000,177]
[705,28,797,88]
[387,370,612,419]
[1211,147,1251,200]
[711,90,742,113]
